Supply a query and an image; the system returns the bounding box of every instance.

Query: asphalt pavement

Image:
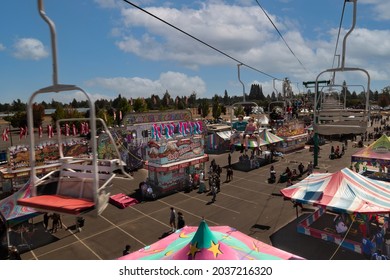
[14,135,369,260]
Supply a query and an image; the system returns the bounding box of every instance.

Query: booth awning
[145,154,209,172]
[216,131,232,140]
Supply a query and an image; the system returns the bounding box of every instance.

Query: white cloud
[0,43,5,51]
[85,71,207,99]
[104,1,390,94]
[117,3,277,66]
[359,0,390,21]
[12,38,49,60]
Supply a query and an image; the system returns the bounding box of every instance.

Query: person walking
[51,213,61,233]
[269,165,276,183]
[169,207,177,232]
[211,184,217,202]
[307,161,313,175]
[43,213,50,231]
[122,244,131,256]
[226,167,233,182]
[177,212,185,229]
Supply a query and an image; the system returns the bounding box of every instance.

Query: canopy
[280,167,390,214]
[257,115,269,125]
[0,182,39,226]
[118,219,303,260]
[258,129,284,144]
[351,134,390,166]
[216,131,232,140]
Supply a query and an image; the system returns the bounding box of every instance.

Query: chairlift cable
[121,0,280,80]
[254,0,309,74]
[330,0,348,82]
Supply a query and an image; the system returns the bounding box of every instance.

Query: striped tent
[258,129,284,144]
[280,167,390,214]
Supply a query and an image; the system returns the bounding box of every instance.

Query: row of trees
[2,85,390,128]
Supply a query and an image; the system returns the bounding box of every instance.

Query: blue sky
[1,0,390,104]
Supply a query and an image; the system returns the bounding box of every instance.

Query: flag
[65,123,70,136]
[84,122,89,134]
[39,126,43,138]
[2,128,9,141]
[80,122,85,135]
[113,111,116,120]
[119,110,122,120]
[72,123,77,136]
[48,125,54,138]
[19,127,26,140]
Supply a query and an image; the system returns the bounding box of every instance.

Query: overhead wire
[254,0,309,74]
[121,0,282,81]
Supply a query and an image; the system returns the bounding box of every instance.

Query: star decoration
[208,240,223,258]
[164,250,173,256]
[187,242,200,259]
[252,241,260,252]
[179,232,190,238]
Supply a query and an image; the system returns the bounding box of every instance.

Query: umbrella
[118,219,303,260]
[258,130,284,144]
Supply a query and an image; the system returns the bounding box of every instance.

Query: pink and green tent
[351,134,390,167]
[0,181,40,246]
[258,130,284,144]
[118,219,303,260]
[0,182,39,226]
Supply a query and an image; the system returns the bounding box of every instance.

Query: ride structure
[16,0,131,218]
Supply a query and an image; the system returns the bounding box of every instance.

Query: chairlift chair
[17,0,132,217]
[313,0,370,136]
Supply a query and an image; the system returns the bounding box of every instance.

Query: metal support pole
[237,64,246,102]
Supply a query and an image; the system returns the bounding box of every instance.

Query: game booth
[274,121,308,154]
[281,168,390,256]
[120,110,209,198]
[0,139,91,194]
[205,124,232,154]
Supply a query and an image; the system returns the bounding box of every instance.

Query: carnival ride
[313,0,370,136]
[17,0,132,218]
[230,102,266,152]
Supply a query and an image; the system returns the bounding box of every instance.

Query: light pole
[237,63,246,102]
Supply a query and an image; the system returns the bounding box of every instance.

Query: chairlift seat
[17,194,95,215]
[17,160,116,216]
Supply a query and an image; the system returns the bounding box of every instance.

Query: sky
[1,0,390,104]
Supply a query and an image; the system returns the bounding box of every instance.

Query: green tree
[187,92,197,108]
[161,90,172,109]
[223,90,229,105]
[32,103,45,127]
[212,94,222,119]
[199,100,209,118]
[11,99,26,112]
[133,98,148,112]
[234,105,245,118]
